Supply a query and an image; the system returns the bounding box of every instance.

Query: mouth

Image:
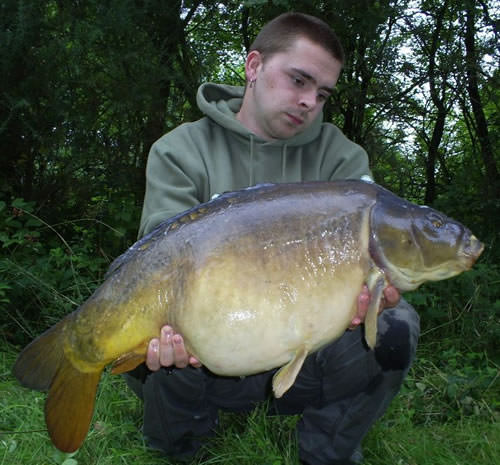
[461,234,484,268]
[286,113,304,126]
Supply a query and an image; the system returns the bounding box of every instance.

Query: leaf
[61,459,78,465]
[0,438,18,453]
[415,382,427,392]
[52,449,79,464]
[26,217,42,227]
[11,198,27,208]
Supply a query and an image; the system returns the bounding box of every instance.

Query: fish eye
[427,214,443,228]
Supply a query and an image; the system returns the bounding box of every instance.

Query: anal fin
[272,345,309,398]
[111,349,147,375]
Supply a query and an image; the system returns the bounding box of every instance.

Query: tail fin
[45,360,102,452]
[13,319,103,452]
[13,320,66,391]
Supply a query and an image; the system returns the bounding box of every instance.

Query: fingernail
[162,327,172,338]
[150,340,159,352]
[173,334,183,345]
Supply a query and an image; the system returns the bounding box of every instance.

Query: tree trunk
[423,1,449,204]
[464,1,499,198]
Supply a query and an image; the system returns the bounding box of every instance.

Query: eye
[292,75,304,86]
[428,215,443,228]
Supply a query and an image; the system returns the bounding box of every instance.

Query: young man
[126,12,419,465]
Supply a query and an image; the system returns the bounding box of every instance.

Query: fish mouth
[460,234,484,269]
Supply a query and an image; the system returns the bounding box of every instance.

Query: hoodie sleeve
[138,123,209,237]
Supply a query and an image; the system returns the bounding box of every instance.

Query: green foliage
[0,198,124,344]
[404,258,500,354]
[400,348,499,424]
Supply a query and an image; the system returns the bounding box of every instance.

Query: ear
[245,50,263,82]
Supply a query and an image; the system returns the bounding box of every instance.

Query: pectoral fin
[364,272,386,349]
[272,346,309,398]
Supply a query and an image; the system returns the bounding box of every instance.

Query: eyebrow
[290,67,334,94]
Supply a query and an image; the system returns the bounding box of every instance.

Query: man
[126,12,419,465]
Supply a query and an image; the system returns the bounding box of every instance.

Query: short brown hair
[249,12,345,65]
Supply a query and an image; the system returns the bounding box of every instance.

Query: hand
[349,284,400,330]
[146,325,202,371]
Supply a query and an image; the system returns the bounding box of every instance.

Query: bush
[404,259,500,354]
[0,198,124,345]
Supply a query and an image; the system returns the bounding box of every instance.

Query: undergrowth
[0,198,130,345]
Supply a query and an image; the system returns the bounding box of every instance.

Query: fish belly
[178,246,367,376]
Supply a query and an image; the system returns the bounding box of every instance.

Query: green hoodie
[139,83,372,237]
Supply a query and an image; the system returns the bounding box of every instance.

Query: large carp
[13,180,483,452]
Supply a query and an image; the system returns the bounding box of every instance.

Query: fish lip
[461,235,484,267]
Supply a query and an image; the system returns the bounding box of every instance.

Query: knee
[374,300,420,372]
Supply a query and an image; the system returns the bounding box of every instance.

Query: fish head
[370,191,484,291]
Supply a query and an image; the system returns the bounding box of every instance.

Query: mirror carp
[13,180,484,452]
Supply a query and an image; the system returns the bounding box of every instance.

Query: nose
[299,89,317,110]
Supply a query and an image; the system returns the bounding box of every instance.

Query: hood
[196,82,324,147]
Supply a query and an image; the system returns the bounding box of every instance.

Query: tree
[463,0,499,198]
[400,0,461,204]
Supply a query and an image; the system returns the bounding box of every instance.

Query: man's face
[241,37,342,140]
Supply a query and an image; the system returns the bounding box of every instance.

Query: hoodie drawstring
[249,134,255,186]
[248,140,299,185]
[281,144,288,182]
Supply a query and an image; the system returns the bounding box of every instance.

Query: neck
[236,95,276,141]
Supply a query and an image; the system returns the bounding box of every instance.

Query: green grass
[363,419,499,465]
[1,339,498,465]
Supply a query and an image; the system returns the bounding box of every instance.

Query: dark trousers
[125,300,420,465]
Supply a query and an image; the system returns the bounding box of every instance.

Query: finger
[172,334,189,368]
[189,356,202,368]
[356,285,370,320]
[349,285,370,329]
[146,338,160,371]
[383,285,400,308]
[159,326,175,367]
